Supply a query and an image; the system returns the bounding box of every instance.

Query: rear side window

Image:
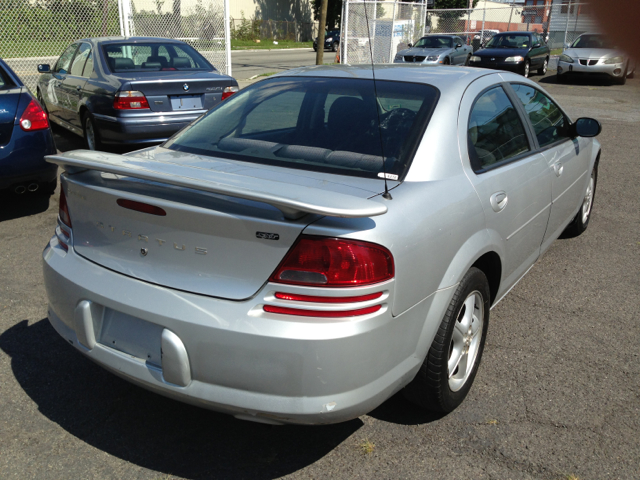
[468,86,530,171]
[55,44,79,74]
[165,77,439,180]
[70,43,91,77]
[0,66,15,90]
[511,84,570,148]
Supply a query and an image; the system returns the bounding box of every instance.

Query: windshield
[103,42,212,72]
[414,36,453,48]
[165,77,439,180]
[485,34,531,49]
[571,34,617,49]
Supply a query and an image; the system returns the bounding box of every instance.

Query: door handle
[553,162,564,176]
[490,191,508,212]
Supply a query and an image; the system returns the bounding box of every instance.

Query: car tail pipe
[28,183,39,192]
[14,185,26,194]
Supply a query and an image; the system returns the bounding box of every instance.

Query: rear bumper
[94,111,206,145]
[42,237,451,425]
[0,126,57,189]
[557,60,625,78]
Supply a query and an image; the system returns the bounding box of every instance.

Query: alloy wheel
[448,291,484,392]
[582,171,595,224]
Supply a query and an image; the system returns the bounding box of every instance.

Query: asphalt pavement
[1,67,639,480]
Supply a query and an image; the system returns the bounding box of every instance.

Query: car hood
[563,47,623,59]
[475,47,528,57]
[397,47,451,57]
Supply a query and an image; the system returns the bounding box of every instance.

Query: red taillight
[113,91,150,110]
[221,86,239,101]
[19,99,49,131]
[117,199,166,216]
[264,304,381,318]
[59,188,72,228]
[270,236,394,287]
[274,292,383,303]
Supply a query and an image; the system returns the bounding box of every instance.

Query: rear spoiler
[46,150,387,220]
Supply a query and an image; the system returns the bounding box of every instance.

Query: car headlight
[427,55,439,61]
[470,56,481,62]
[559,54,574,63]
[504,56,524,62]
[326,37,333,42]
[604,56,624,64]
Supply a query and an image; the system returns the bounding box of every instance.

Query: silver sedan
[43,65,601,425]
[557,33,636,84]
[393,35,473,65]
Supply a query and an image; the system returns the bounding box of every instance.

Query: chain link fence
[341,1,595,64]
[0,0,231,92]
[229,18,319,42]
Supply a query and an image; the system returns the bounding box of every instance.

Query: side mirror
[407,43,413,48]
[571,117,602,138]
[564,43,571,49]
[37,64,51,73]
[533,43,541,48]
[455,43,462,48]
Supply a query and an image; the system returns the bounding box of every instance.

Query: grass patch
[550,48,563,56]
[231,39,312,50]
[359,439,375,455]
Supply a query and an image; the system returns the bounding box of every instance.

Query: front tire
[562,163,598,238]
[522,59,531,78]
[443,57,450,65]
[538,57,549,75]
[403,267,490,412]
[464,54,471,66]
[331,42,338,52]
[82,112,102,151]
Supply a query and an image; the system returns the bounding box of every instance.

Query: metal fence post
[481,6,485,43]
[224,0,232,76]
[389,0,397,62]
[564,0,571,46]
[507,4,513,33]
[342,0,349,64]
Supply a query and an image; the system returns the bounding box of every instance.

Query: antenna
[362,1,392,200]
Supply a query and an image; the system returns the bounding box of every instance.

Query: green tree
[434,0,480,19]
[312,0,342,31]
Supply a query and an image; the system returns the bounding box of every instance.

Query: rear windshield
[103,42,212,72]
[164,76,439,180]
[571,34,616,49]
[414,36,453,48]
[485,34,531,49]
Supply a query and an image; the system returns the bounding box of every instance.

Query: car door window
[82,49,94,77]
[242,90,306,135]
[511,84,570,148]
[70,43,91,77]
[468,86,530,171]
[55,44,78,74]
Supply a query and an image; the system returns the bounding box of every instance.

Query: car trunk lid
[49,148,388,300]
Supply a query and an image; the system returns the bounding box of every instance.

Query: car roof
[76,36,189,45]
[273,64,493,91]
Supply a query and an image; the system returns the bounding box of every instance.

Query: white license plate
[170,95,203,110]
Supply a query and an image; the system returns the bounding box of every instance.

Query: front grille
[579,59,599,66]
[404,56,426,62]
[483,57,503,63]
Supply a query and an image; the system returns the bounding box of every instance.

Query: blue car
[0,59,57,195]
[36,37,239,151]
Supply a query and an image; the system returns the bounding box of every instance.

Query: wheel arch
[471,251,501,305]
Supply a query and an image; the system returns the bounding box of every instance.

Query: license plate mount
[170,95,203,111]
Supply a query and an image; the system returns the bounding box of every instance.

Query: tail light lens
[59,188,72,228]
[19,99,49,131]
[113,91,150,110]
[264,304,381,318]
[270,236,394,287]
[221,86,239,101]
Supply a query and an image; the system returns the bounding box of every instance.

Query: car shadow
[0,319,365,479]
[539,73,619,87]
[0,191,53,222]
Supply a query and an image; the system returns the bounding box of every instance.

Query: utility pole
[316,0,328,65]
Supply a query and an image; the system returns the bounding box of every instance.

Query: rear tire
[82,112,102,151]
[403,267,490,413]
[562,163,597,238]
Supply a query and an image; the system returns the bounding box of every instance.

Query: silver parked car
[43,65,601,425]
[557,33,636,84]
[394,35,473,65]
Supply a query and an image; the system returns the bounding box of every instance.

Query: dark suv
[468,32,550,78]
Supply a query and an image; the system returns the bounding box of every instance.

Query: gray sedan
[43,65,601,425]
[394,35,473,65]
[36,37,238,150]
[557,33,636,84]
